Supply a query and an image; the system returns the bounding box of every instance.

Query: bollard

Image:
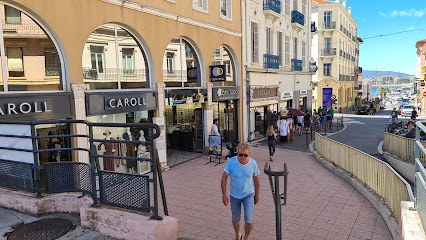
[324,120,327,136]
[264,162,289,240]
[306,130,309,149]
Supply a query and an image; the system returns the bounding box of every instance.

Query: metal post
[30,123,42,198]
[274,175,282,240]
[324,120,327,136]
[305,130,309,149]
[151,127,162,220]
[88,124,100,207]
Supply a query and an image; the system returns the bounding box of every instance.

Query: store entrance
[165,103,204,166]
[213,100,238,143]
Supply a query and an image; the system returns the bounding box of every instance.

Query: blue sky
[346,0,426,75]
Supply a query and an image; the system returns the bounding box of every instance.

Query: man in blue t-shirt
[221,142,260,240]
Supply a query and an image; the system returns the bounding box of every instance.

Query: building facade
[0,0,243,169]
[416,39,426,114]
[242,0,314,141]
[311,0,357,112]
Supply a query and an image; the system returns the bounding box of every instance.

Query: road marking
[342,118,365,125]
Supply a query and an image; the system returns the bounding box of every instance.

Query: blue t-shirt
[224,156,260,199]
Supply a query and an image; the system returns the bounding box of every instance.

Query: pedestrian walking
[277,116,289,142]
[319,106,325,131]
[221,142,260,240]
[369,103,374,115]
[286,115,294,141]
[313,110,320,131]
[411,108,418,121]
[304,110,311,132]
[297,115,304,136]
[390,108,398,123]
[266,125,277,161]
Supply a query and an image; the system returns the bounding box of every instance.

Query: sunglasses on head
[238,153,249,157]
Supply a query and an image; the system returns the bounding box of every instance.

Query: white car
[401,105,414,117]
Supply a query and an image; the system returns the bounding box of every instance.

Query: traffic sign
[331,95,336,100]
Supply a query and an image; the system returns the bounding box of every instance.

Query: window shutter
[285,35,290,66]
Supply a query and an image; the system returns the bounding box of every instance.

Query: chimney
[348,7,352,15]
[342,0,346,9]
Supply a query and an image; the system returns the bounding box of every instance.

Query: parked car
[379,102,385,109]
[401,105,415,117]
[356,105,370,115]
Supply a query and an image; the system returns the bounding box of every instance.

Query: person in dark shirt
[411,108,418,121]
[304,111,311,132]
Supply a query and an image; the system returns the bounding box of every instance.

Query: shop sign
[280,92,293,101]
[210,65,226,82]
[421,82,425,87]
[165,89,208,106]
[251,86,278,101]
[423,91,426,97]
[212,87,240,101]
[300,90,308,97]
[187,67,198,83]
[86,90,157,116]
[0,92,73,121]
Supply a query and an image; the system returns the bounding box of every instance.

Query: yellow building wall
[313,79,355,111]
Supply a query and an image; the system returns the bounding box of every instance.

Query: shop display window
[213,101,237,142]
[0,4,64,92]
[82,24,149,90]
[163,38,201,88]
[87,110,153,174]
[211,45,236,87]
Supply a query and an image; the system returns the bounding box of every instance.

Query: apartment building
[416,39,426,113]
[0,0,243,169]
[311,0,358,112]
[243,0,314,141]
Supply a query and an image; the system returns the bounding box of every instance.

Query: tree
[377,87,390,100]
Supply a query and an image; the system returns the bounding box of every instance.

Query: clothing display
[97,137,117,171]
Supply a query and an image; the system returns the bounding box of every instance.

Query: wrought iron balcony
[291,59,302,71]
[83,68,147,81]
[2,19,46,36]
[263,0,281,15]
[323,22,336,30]
[263,54,279,69]
[291,11,305,27]
[321,48,337,57]
[352,36,356,42]
[311,22,317,33]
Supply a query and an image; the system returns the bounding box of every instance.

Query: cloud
[379,12,386,17]
[407,27,415,31]
[390,9,425,17]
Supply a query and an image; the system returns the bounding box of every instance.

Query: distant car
[356,105,370,115]
[401,105,414,117]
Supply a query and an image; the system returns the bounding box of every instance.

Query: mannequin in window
[97,129,116,171]
[137,130,147,157]
[123,128,137,173]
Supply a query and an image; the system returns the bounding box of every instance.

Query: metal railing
[82,68,147,81]
[384,132,426,167]
[291,11,304,26]
[291,59,302,71]
[323,22,336,29]
[321,48,336,56]
[315,133,413,221]
[2,19,46,36]
[263,54,279,69]
[414,121,426,232]
[263,0,281,14]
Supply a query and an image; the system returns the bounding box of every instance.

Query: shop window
[45,49,60,77]
[7,47,24,77]
[5,5,21,24]
[163,37,201,88]
[83,24,149,90]
[0,4,64,92]
[211,45,235,87]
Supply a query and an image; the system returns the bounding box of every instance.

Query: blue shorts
[230,193,254,223]
[320,117,325,123]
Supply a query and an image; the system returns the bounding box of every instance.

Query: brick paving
[160,146,392,240]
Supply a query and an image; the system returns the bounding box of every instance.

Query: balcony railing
[45,68,60,77]
[263,0,281,15]
[83,68,147,81]
[321,48,336,56]
[291,59,302,71]
[291,11,305,26]
[352,36,356,42]
[2,19,46,36]
[323,22,336,30]
[263,54,279,69]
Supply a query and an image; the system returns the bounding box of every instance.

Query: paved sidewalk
[162,146,392,240]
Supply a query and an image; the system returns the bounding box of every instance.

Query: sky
[345,0,426,75]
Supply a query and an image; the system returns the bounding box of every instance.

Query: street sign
[331,95,336,100]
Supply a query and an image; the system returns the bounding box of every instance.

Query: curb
[309,140,399,240]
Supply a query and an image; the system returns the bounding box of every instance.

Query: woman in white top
[297,115,304,136]
[277,116,289,142]
[286,116,294,141]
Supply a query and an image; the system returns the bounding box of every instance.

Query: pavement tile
[326,232,351,240]
[284,229,307,240]
[349,229,373,240]
[306,227,329,238]
[372,232,393,240]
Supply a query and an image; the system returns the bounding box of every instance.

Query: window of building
[324,63,331,76]
[285,0,290,15]
[278,32,283,66]
[4,5,21,24]
[45,49,60,77]
[211,45,236,87]
[0,4,64,92]
[7,47,24,77]
[325,38,331,49]
[285,35,290,66]
[294,37,298,59]
[251,22,259,63]
[83,24,149,90]
[193,0,208,12]
[293,0,298,11]
[266,27,272,55]
[302,0,306,23]
[220,0,231,19]
[324,11,331,27]
[163,37,201,88]
[302,41,306,70]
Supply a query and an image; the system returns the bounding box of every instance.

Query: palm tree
[377,87,390,100]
